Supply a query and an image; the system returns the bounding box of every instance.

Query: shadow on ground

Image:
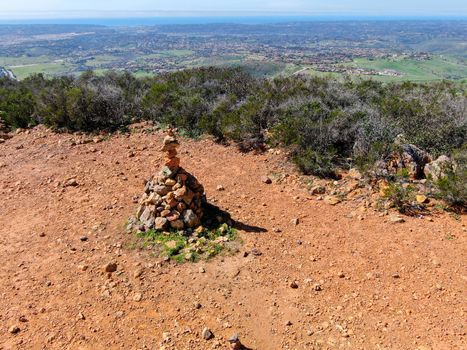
[203,202,267,233]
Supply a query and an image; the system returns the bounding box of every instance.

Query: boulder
[388,144,432,179]
[375,140,432,179]
[424,155,451,182]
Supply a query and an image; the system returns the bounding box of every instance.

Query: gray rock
[65,178,78,187]
[144,181,153,194]
[8,325,20,334]
[424,155,451,182]
[228,333,240,343]
[251,248,262,256]
[143,217,155,229]
[135,205,145,219]
[182,209,200,228]
[290,281,299,289]
[390,215,405,223]
[161,166,176,178]
[140,206,152,223]
[201,327,214,340]
[261,176,272,184]
[139,206,155,228]
[154,185,171,196]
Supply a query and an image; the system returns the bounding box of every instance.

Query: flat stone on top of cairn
[134,128,205,232]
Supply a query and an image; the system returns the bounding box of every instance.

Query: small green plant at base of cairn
[137,223,238,263]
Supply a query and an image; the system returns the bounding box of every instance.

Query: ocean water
[0,16,465,26]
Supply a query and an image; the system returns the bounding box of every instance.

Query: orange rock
[167,198,178,208]
[161,209,171,217]
[165,149,178,158]
[174,186,187,199]
[181,191,194,205]
[167,212,180,222]
[165,157,180,168]
[379,180,390,197]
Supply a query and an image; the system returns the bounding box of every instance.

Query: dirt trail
[0,126,465,349]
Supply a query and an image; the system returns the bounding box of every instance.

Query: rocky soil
[0,125,465,349]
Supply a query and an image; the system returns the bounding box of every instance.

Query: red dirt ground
[0,126,465,349]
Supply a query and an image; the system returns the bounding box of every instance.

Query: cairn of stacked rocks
[134,128,205,232]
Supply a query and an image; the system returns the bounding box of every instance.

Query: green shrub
[0,80,36,128]
[436,148,467,208]
[0,69,465,179]
[292,148,338,178]
[382,182,418,214]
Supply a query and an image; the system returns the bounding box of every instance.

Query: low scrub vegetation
[435,148,467,208]
[1,68,465,182]
[136,223,238,263]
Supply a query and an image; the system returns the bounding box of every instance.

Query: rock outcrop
[375,143,432,179]
[424,155,451,182]
[133,128,205,231]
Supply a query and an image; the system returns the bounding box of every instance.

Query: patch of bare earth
[0,126,465,349]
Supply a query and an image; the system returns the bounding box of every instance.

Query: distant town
[0,20,465,80]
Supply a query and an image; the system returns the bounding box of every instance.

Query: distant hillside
[0,66,16,80]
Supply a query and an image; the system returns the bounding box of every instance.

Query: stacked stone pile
[134,128,205,231]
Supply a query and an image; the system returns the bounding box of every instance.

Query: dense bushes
[0,68,465,178]
[0,78,36,128]
[435,147,467,207]
[36,72,146,131]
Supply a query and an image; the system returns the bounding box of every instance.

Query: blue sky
[1,0,466,19]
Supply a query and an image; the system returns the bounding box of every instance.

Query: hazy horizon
[1,0,466,20]
[1,15,466,27]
